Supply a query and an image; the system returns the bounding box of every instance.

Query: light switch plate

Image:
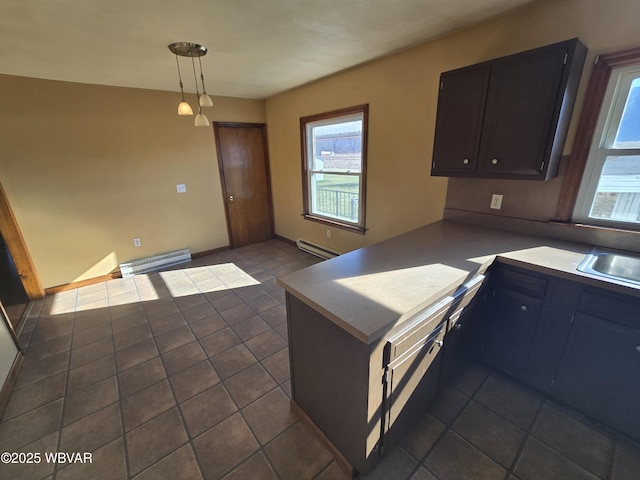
[176,184,187,193]
[490,194,503,210]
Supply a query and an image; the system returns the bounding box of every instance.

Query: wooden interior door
[214,123,274,248]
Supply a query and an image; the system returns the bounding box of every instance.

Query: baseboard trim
[45,271,123,295]
[274,234,296,246]
[44,246,232,296]
[191,245,230,259]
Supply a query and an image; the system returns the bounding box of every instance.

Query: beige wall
[0,74,265,288]
[266,0,640,251]
[4,0,639,288]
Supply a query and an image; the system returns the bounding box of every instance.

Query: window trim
[572,65,640,227]
[555,46,640,222]
[300,104,369,234]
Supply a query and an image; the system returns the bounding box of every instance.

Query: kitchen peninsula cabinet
[278,220,640,475]
[431,38,587,180]
[286,286,468,475]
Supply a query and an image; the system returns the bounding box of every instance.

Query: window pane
[613,78,640,148]
[311,119,363,173]
[311,173,360,222]
[588,155,640,223]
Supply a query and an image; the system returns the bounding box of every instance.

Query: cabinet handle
[434,340,443,348]
[455,323,463,330]
[520,305,528,311]
[491,158,499,165]
[636,346,640,353]
[463,158,469,165]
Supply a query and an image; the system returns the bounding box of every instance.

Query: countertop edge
[277,220,640,346]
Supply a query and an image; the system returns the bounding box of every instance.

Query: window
[573,66,640,227]
[557,46,640,229]
[300,105,368,233]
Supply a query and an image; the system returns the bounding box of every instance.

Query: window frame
[555,46,640,230]
[300,104,369,234]
[572,66,640,227]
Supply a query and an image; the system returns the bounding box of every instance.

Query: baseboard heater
[119,248,192,277]
[296,238,341,260]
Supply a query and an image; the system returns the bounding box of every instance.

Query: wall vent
[119,248,192,277]
[296,238,341,260]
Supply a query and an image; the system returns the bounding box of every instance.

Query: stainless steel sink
[577,248,640,286]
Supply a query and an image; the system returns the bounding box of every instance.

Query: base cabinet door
[553,312,640,441]
[477,287,542,377]
[440,299,483,388]
[383,328,444,449]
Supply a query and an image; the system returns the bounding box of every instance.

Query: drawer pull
[491,158,499,165]
[463,158,469,165]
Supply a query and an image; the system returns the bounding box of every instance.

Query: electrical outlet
[176,184,187,193]
[326,229,331,238]
[133,237,141,247]
[490,194,503,210]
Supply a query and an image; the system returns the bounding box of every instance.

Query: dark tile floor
[1,238,639,480]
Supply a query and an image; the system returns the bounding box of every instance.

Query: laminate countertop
[277,220,640,345]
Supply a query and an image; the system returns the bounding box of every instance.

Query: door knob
[228,195,235,202]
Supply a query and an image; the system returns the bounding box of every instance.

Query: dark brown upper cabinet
[431,38,587,180]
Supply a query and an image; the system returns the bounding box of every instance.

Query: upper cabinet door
[431,38,587,181]
[432,66,489,175]
[478,46,568,178]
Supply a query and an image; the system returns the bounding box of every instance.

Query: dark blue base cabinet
[476,263,640,443]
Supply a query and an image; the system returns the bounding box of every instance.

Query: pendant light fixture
[198,55,214,108]
[168,42,213,127]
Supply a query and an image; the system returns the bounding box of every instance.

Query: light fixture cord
[198,55,209,95]
[175,54,187,102]
[191,53,203,114]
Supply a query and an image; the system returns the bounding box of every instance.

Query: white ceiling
[0,0,537,99]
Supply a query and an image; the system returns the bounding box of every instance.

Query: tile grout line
[519,397,613,480]
[50,288,77,480]
[502,385,547,478]
[407,377,485,480]
[2,242,327,479]
[109,301,134,480]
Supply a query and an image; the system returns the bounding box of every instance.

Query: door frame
[213,122,275,249]
[0,182,44,300]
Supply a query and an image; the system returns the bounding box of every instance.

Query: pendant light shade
[168,42,213,126]
[178,101,193,115]
[194,112,210,127]
[199,94,214,108]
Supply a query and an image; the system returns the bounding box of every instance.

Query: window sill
[547,220,640,237]
[302,214,366,235]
